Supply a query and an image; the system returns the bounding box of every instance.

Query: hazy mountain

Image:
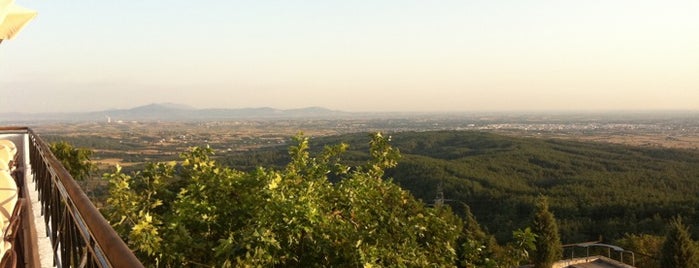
[0,103,353,122]
[126,103,196,112]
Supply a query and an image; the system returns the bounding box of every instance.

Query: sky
[1,0,698,113]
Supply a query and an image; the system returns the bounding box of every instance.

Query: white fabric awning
[0,0,37,40]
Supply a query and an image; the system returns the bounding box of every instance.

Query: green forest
[224,131,699,243]
[51,130,699,267]
[100,134,538,267]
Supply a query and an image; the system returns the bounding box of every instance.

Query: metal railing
[562,241,635,267]
[2,127,143,268]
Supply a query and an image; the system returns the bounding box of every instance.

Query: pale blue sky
[1,0,698,113]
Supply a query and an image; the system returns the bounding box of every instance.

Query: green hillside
[223,131,699,243]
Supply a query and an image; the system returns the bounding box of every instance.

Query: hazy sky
[1,1,698,113]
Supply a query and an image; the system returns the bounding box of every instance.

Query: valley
[28,112,699,267]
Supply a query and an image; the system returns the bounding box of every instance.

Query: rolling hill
[222,130,699,243]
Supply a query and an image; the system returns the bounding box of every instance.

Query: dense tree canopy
[104,134,467,267]
[229,131,699,243]
[50,141,94,181]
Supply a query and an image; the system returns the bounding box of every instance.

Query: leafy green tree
[509,227,537,265]
[531,195,562,268]
[660,216,699,268]
[104,133,464,267]
[462,205,488,243]
[458,205,498,267]
[50,141,95,181]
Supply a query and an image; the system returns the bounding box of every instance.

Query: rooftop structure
[0,127,143,267]
[554,242,637,268]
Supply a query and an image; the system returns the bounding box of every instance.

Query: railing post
[620,251,623,264]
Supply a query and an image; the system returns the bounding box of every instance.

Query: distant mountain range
[0,103,355,122]
[4,103,696,124]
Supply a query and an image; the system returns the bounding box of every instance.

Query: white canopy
[0,0,37,41]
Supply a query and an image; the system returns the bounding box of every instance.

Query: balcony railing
[0,127,143,268]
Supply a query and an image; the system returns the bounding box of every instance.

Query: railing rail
[2,127,144,268]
